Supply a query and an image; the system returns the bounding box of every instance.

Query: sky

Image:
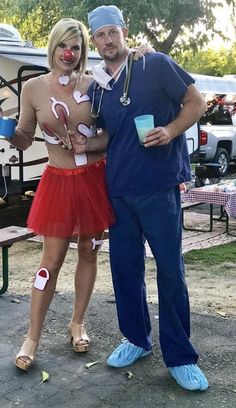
[211,0,235,48]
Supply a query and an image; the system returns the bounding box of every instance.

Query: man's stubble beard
[103,46,129,65]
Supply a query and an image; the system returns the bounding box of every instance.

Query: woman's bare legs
[71,231,104,325]
[16,231,104,365]
[16,236,69,366]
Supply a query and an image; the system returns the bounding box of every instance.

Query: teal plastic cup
[134,114,154,144]
[0,117,17,140]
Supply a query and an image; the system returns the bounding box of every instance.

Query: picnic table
[0,226,35,295]
[181,183,236,236]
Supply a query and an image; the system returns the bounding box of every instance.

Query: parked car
[187,74,236,177]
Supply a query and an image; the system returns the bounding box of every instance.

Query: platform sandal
[14,338,38,371]
[69,322,90,352]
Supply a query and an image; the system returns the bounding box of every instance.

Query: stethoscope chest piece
[120,95,131,106]
[120,53,133,107]
[91,53,134,117]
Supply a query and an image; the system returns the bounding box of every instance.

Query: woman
[9,17,151,371]
[11,18,115,371]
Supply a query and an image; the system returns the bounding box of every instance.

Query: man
[87,5,208,391]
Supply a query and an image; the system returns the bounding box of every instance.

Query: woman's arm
[10,80,37,150]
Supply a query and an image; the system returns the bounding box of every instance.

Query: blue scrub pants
[109,187,198,367]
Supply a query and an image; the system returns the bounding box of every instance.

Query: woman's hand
[62,128,108,154]
[68,130,88,154]
[133,43,155,60]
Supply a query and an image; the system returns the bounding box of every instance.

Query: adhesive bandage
[33,268,49,290]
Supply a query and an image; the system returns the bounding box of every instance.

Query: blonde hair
[47,18,89,74]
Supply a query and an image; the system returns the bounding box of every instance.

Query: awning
[192,73,236,94]
[0,48,101,71]
[0,52,48,68]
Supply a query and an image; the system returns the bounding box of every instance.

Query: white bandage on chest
[77,124,96,138]
[74,153,88,166]
[42,131,60,144]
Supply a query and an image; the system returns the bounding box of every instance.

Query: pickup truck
[186,74,236,177]
[198,100,236,177]
[198,123,236,177]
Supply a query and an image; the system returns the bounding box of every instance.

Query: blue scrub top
[88,52,193,197]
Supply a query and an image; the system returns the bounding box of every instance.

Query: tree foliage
[69,0,236,56]
[0,0,236,55]
[179,44,236,76]
[0,0,63,46]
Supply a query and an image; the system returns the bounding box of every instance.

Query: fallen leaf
[40,371,50,384]
[216,311,227,318]
[125,371,133,379]
[85,361,99,369]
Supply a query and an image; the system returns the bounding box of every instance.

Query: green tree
[77,0,236,56]
[1,0,236,54]
[178,44,236,76]
[0,0,63,47]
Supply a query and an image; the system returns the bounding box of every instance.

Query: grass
[184,242,236,266]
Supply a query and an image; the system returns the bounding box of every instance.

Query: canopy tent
[192,73,236,95]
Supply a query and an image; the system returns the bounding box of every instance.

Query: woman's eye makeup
[57,43,81,51]
[71,45,81,51]
[58,42,66,49]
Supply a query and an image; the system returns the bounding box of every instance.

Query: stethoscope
[91,53,134,118]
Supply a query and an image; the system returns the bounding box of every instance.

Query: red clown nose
[63,49,75,62]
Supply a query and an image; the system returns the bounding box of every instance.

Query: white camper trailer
[0,24,101,199]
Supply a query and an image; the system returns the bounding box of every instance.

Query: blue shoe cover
[168,364,209,391]
[107,340,152,368]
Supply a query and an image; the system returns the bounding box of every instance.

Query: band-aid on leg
[91,238,103,250]
[33,268,49,290]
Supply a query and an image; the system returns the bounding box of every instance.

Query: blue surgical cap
[88,5,125,35]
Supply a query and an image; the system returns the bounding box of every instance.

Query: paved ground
[0,171,236,407]
[2,193,236,258]
[97,210,236,257]
[0,291,235,408]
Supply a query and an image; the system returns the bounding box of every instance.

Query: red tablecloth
[182,186,236,218]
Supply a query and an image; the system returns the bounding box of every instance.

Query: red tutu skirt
[27,160,115,237]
